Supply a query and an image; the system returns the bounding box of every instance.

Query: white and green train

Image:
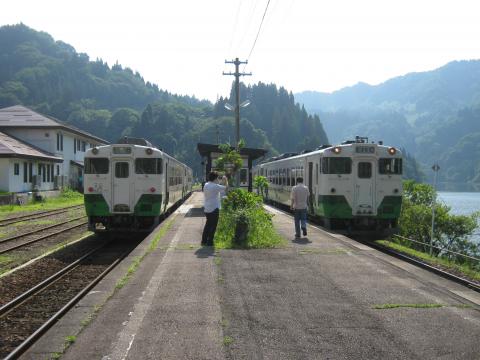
[84,137,192,233]
[253,137,403,236]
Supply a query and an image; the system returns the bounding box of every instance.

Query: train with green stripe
[84,137,192,233]
[253,137,402,236]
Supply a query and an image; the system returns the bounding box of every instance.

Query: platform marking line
[103,214,185,360]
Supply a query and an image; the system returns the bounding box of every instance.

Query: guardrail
[392,234,480,263]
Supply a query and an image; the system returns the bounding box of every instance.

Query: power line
[246,0,271,62]
[227,0,243,58]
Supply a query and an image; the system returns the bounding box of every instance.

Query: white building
[0,105,108,193]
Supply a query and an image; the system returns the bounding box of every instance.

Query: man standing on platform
[202,172,228,246]
[291,177,309,238]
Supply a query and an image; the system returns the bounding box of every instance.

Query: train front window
[379,158,402,175]
[135,158,163,174]
[322,158,352,174]
[85,158,109,174]
[358,162,372,178]
[115,162,129,178]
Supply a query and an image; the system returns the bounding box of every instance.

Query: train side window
[379,158,402,175]
[323,158,352,174]
[358,162,372,178]
[135,158,163,174]
[85,158,109,174]
[115,162,129,178]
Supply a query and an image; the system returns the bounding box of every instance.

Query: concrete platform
[22,193,480,359]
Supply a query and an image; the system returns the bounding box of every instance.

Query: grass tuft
[223,336,233,346]
[116,218,175,290]
[373,303,444,309]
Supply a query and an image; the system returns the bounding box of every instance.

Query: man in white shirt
[290,177,309,238]
[202,172,228,246]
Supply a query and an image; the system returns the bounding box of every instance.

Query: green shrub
[214,189,284,249]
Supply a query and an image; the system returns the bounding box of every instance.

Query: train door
[308,161,314,213]
[164,161,169,210]
[353,160,376,215]
[112,160,131,212]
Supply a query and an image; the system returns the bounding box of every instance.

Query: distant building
[0,105,108,193]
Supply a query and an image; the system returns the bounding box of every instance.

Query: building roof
[0,105,108,144]
[197,143,268,161]
[0,131,63,162]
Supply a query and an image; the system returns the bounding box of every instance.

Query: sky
[1,0,480,102]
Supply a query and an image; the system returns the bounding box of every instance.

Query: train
[83,137,192,233]
[253,136,403,236]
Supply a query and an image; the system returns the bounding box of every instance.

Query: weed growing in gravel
[223,336,233,346]
[116,256,142,290]
[373,303,444,309]
[115,218,175,290]
[65,335,76,344]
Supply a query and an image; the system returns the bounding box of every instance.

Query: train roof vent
[115,136,153,147]
[300,149,313,154]
[316,144,332,150]
[278,152,298,159]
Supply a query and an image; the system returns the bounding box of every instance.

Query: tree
[399,180,480,261]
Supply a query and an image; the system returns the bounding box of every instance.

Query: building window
[57,133,64,151]
[23,163,28,183]
[47,164,51,182]
[77,139,81,151]
[57,165,60,176]
[29,163,33,183]
[14,163,20,176]
[81,141,86,152]
[51,165,55,180]
[42,164,46,183]
[74,139,76,154]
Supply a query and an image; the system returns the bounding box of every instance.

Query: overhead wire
[245,0,272,64]
[227,0,243,58]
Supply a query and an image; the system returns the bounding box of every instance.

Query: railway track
[0,204,84,227]
[0,238,141,359]
[0,216,88,255]
[265,203,480,294]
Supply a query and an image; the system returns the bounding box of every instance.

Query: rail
[0,221,88,255]
[392,234,480,263]
[0,204,84,227]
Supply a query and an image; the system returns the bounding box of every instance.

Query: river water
[437,192,480,244]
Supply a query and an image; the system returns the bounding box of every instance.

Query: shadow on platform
[292,237,312,245]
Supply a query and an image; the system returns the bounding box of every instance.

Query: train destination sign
[355,146,375,154]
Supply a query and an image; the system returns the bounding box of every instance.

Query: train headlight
[388,147,396,155]
[333,147,341,154]
[150,187,156,193]
[146,148,153,155]
[92,148,99,155]
[88,187,94,192]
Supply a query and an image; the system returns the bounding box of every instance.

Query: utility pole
[430,163,440,256]
[223,58,252,150]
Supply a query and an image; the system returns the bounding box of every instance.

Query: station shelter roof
[197,143,268,161]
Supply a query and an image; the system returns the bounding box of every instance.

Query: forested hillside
[0,24,329,176]
[296,60,480,190]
